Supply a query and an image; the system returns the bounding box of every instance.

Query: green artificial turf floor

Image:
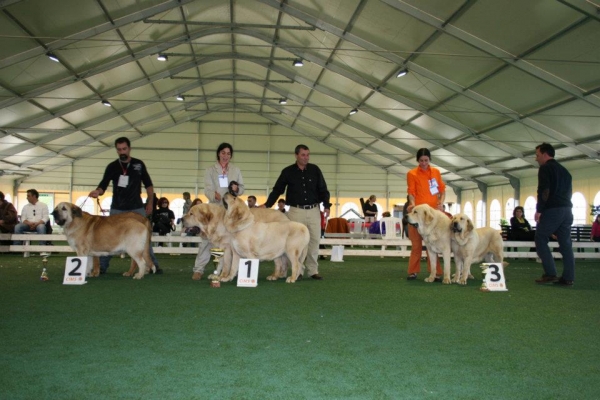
[1,253,599,399]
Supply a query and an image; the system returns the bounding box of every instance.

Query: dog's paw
[459,279,468,285]
[285,277,297,283]
[133,274,144,279]
[424,277,435,283]
[443,278,452,284]
[122,271,132,277]
[266,275,279,281]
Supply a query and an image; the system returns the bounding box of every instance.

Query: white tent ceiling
[1,0,599,195]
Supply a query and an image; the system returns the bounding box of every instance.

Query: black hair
[295,144,309,155]
[26,189,39,199]
[536,142,555,158]
[114,137,131,148]
[416,148,431,162]
[216,143,233,160]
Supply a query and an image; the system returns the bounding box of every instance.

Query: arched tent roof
[1,0,599,196]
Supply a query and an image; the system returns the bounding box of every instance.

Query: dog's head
[451,213,474,236]
[182,203,224,236]
[406,204,436,228]
[52,202,82,227]
[223,193,254,232]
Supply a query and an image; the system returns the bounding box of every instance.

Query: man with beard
[89,137,162,274]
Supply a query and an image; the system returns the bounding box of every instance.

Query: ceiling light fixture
[101,100,112,107]
[349,108,358,115]
[396,68,408,78]
[293,59,304,67]
[47,52,59,62]
[157,54,168,61]
[279,98,287,105]
[176,95,185,101]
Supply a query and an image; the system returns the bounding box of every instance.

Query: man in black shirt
[89,137,162,274]
[264,144,331,280]
[533,142,574,286]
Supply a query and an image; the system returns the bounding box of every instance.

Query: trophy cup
[209,248,225,287]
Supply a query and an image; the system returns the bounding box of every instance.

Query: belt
[292,204,319,210]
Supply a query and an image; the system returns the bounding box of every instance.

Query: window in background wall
[524,196,537,227]
[490,199,501,229]
[572,192,586,225]
[505,198,515,221]
[475,200,484,228]
[171,198,185,223]
[464,202,473,221]
[75,196,95,215]
[100,197,112,215]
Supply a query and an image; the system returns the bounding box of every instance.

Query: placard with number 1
[237,258,259,287]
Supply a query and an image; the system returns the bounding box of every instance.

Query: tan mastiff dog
[52,202,154,279]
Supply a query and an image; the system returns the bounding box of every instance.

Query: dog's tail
[143,218,156,273]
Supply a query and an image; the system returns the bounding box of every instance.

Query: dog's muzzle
[452,223,462,233]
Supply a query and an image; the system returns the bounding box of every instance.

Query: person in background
[277,198,286,213]
[152,197,175,238]
[89,136,162,274]
[592,215,600,253]
[247,195,257,208]
[533,142,575,286]
[363,195,378,222]
[405,148,445,281]
[192,143,244,280]
[0,191,18,235]
[263,144,330,280]
[368,211,392,235]
[182,192,192,216]
[13,189,49,246]
[510,206,535,241]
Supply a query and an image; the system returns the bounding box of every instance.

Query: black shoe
[535,274,558,284]
[406,273,417,280]
[553,277,573,286]
[311,274,323,280]
[434,276,442,282]
[154,268,164,275]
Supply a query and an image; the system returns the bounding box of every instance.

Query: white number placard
[237,258,259,287]
[63,256,92,285]
[480,263,508,292]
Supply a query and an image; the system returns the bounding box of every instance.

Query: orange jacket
[407,166,445,208]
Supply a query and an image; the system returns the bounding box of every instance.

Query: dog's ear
[466,218,474,234]
[423,207,434,224]
[71,205,83,218]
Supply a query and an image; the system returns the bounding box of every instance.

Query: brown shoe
[192,272,202,281]
[310,274,324,280]
[535,274,558,284]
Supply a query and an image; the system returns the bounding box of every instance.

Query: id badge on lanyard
[218,174,229,188]
[118,174,129,187]
[429,178,439,195]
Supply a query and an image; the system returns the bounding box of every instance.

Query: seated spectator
[152,197,175,237]
[14,189,49,245]
[0,191,18,234]
[592,215,600,252]
[368,211,392,234]
[510,206,535,241]
[362,195,378,222]
[247,195,257,208]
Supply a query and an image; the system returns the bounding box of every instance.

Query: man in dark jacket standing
[533,143,575,286]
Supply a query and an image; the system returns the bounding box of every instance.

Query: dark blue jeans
[534,207,575,281]
[99,208,159,273]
